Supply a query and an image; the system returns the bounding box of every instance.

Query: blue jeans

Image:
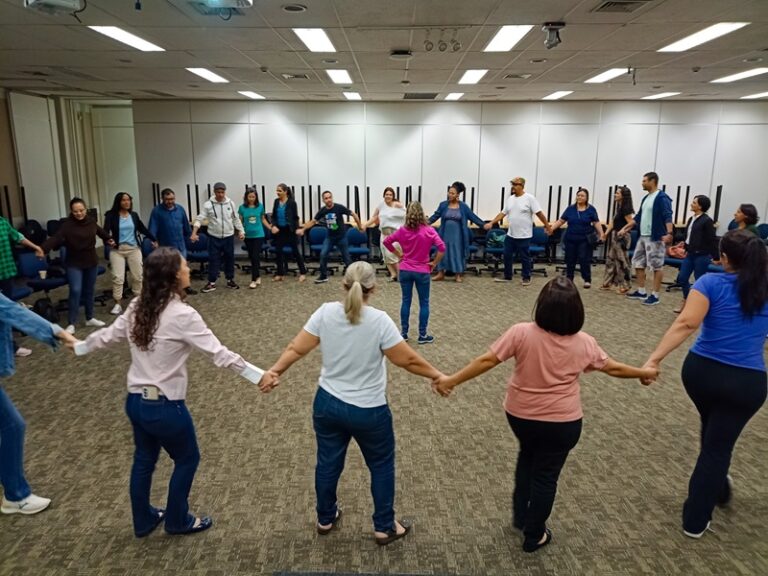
[564,238,592,283]
[319,234,351,279]
[0,387,31,501]
[66,266,98,326]
[207,235,235,283]
[399,270,430,338]
[676,253,712,298]
[503,236,532,280]
[125,393,201,535]
[312,387,396,532]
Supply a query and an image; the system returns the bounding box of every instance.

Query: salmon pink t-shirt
[490,322,608,422]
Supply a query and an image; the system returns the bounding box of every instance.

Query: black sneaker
[201,283,216,293]
[226,279,239,290]
[185,287,198,295]
[314,277,329,284]
[401,333,409,342]
[417,335,434,345]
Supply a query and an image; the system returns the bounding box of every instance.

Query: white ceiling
[0,0,767,101]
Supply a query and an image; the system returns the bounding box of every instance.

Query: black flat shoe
[375,520,411,546]
[135,509,165,538]
[317,508,342,535]
[522,527,552,553]
[166,516,213,535]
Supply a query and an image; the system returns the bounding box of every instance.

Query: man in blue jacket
[625,172,673,306]
[148,188,196,294]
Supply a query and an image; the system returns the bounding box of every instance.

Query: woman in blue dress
[428,181,485,283]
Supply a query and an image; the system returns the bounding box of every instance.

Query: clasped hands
[258,369,281,393]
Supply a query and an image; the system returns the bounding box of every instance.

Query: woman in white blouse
[363,187,405,281]
[72,247,271,537]
[265,261,441,545]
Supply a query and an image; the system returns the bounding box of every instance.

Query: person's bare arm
[383,342,442,379]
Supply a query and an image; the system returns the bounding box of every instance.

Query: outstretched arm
[433,350,501,396]
[268,329,321,380]
[383,341,442,379]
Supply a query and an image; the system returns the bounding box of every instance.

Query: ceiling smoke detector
[389,49,413,61]
[281,3,307,12]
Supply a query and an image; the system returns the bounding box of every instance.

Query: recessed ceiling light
[293,28,336,52]
[343,92,361,100]
[658,23,749,52]
[238,91,265,100]
[282,3,307,12]
[740,91,768,99]
[584,68,627,83]
[641,92,681,100]
[542,90,572,100]
[326,69,352,84]
[458,69,488,84]
[711,67,768,83]
[445,93,464,100]
[484,25,534,52]
[88,26,164,52]
[186,68,229,83]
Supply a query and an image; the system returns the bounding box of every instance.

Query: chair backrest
[485,228,506,248]
[186,232,208,252]
[757,223,768,240]
[346,227,368,246]
[18,220,47,245]
[46,218,64,237]
[308,226,327,245]
[727,219,739,231]
[532,226,548,245]
[16,251,46,278]
[141,237,154,258]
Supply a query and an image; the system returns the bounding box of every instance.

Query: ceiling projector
[24,0,83,14]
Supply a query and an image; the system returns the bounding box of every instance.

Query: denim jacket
[0,293,61,378]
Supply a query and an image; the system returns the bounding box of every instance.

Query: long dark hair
[277,183,293,200]
[616,186,634,214]
[719,229,768,316]
[739,203,759,226]
[110,192,132,214]
[534,276,585,336]
[130,247,183,350]
[243,186,260,207]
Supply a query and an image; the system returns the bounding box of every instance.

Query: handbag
[586,229,600,248]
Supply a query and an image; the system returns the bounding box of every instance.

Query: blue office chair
[346,228,370,261]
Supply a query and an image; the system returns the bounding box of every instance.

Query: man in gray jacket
[191,182,245,292]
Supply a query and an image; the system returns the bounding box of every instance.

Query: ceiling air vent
[189,2,245,16]
[504,73,532,79]
[281,73,309,80]
[143,90,176,98]
[403,93,438,100]
[592,0,654,13]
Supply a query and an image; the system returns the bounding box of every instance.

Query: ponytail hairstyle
[130,247,183,350]
[342,261,376,324]
[277,183,293,199]
[738,203,759,226]
[404,201,427,230]
[719,229,768,316]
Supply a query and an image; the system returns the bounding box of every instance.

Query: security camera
[542,22,565,50]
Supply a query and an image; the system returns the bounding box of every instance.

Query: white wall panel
[191,101,249,124]
[133,123,194,220]
[719,102,768,125]
[655,124,718,220]
[250,102,308,124]
[132,100,190,124]
[660,102,721,124]
[191,123,251,193]
[308,102,364,125]
[536,124,599,215]
[711,124,768,224]
[601,102,659,125]
[481,103,541,125]
[250,123,308,212]
[422,125,480,212]
[365,124,421,216]
[92,107,133,127]
[541,102,601,124]
[93,127,139,213]
[594,123,658,219]
[422,103,482,125]
[307,125,364,214]
[366,103,425,125]
[478,124,540,218]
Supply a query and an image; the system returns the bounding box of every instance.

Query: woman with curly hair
[71,248,273,537]
[383,202,445,344]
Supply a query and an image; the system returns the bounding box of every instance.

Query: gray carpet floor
[2,263,767,576]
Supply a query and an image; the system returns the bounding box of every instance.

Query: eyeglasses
[511,181,523,186]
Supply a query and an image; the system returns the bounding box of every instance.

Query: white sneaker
[683,521,712,539]
[85,318,106,327]
[110,304,122,315]
[15,347,32,357]
[65,325,76,334]
[1,494,51,515]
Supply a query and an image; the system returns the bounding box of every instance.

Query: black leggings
[506,412,582,545]
[273,226,306,276]
[681,352,766,533]
[244,238,263,280]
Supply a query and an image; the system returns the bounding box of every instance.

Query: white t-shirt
[378,202,406,230]
[304,302,403,408]
[504,193,542,239]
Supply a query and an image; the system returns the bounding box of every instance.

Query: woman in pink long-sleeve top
[383,202,445,344]
[72,248,273,538]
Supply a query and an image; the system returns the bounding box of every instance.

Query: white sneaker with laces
[65,325,76,334]
[110,304,122,315]
[1,494,51,515]
[85,318,106,327]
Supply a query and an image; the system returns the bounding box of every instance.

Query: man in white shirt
[485,177,551,286]
[191,182,245,293]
